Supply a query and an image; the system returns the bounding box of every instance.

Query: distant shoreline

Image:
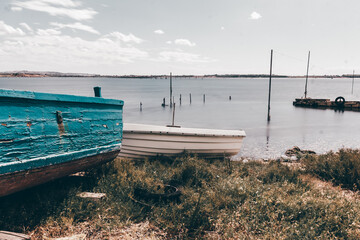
[0,71,357,79]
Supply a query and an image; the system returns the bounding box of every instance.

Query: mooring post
[170,72,173,108]
[140,102,142,111]
[162,97,166,107]
[93,86,101,97]
[267,49,273,122]
[203,94,205,103]
[180,94,182,105]
[229,96,232,100]
[190,93,192,104]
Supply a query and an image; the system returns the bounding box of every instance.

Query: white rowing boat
[118,123,246,159]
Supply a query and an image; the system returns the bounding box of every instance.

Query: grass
[1,153,360,239]
[302,148,360,190]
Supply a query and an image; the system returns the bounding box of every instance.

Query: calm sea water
[1,77,360,159]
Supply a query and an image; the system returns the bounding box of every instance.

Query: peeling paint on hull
[0,89,123,197]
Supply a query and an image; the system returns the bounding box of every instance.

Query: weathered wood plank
[0,230,30,240]
[0,150,119,197]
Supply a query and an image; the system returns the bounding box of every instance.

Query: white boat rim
[123,123,246,137]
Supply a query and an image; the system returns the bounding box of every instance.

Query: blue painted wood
[0,89,123,175]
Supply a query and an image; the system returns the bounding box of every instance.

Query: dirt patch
[300,174,360,201]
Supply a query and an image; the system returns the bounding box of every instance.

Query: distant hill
[0,71,357,79]
[0,71,100,78]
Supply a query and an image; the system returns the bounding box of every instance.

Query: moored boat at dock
[0,88,123,197]
[119,123,246,159]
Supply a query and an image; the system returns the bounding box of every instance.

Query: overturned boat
[0,88,123,197]
[119,123,246,159]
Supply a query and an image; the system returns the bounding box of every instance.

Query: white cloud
[158,50,211,63]
[19,23,33,32]
[166,41,172,44]
[10,6,23,11]
[154,29,164,35]
[0,32,148,69]
[221,26,225,30]
[0,21,25,36]
[36,28,61,36]
[174,39,196,47]
[51,22,99,34]
[12,0,97,21]
[105,32,143,44]
[250,11,262,20]
[28,0,83,8]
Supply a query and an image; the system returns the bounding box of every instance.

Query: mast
[267,49,273,122]
[352,70,355,94]
[170,72,173,108]
[172,99,175,126]
[304,51,310,98]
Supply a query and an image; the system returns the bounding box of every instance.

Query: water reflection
[266,121,271,153]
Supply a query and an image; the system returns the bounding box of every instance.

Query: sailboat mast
[267,49,273,122]
[172,98,175,126]
[304,51,310,98]
[352,70,355,95]
[170,72,173,108]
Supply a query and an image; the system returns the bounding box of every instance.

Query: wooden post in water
[180,94,182,105]
[352,70,355,95]
[304,51,310,98]
[170,72,173,108]
[203,94,205,103]
[140,102,142,111]
[190,93,192,104]
[267,49,273,122]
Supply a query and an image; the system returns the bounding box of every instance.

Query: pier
[293,97,360,111]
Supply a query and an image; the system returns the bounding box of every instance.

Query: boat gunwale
[123,136,244,143]
[123,130,246,138]
[120,145,242,153]
[0,89,124,106]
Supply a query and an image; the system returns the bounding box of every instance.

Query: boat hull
[119,124,245,159]
[0,89,123,197]
[0,150,119,197]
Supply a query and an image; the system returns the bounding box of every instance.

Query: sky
[1,0,360,75]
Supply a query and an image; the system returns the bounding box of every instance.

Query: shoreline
[0,72,356,79]
[1,149,360,239]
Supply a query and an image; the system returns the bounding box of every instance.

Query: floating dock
[293,97,360,111]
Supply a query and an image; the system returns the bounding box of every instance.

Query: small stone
[53,234,86,240]
[77,192,106,200]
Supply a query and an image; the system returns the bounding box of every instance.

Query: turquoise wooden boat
[0,88,123,197]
